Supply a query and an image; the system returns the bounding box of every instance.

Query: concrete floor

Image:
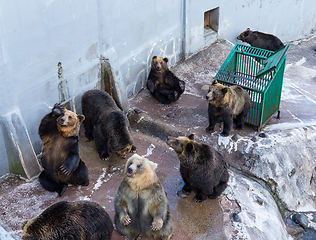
[1,36,316,239]
[0,130,227,240]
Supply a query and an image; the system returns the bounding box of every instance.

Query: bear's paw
[151,217,163,231]
[121,213,131,226]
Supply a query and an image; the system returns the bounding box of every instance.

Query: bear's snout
[59,117,66,125]
[156,65,161,71]
[206,95,209,100]
[127,167,133,177]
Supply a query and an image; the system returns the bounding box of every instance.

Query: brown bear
[81,90,136,160]
[114,154,174,240]
[147,56,185,104]
[167,134,229,202]
[237,28,285,52]
[21,200,113,240]
[38,103,89,197]
[206,79,251,136]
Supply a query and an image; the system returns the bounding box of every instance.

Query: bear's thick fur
[38,103,89,196]
[81,90,136,160]
[114,154,174,240]
[21,200,113,240]
[147,56,185,104]
[167,134,229,202]
[237,28,285,52]
[206,79,251,136]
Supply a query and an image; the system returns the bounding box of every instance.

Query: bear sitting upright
[237,28,285,52]
[167,134,229,202]
[21,200,113,240]
[206,79,251,136]
[81,89,136,160]
[115,154,174,240]
[38,103,89,197]
[147,56,185,104]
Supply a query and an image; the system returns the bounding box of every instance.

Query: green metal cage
[214,43,289,130]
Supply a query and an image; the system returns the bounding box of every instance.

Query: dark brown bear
[21,201,113,240]
[206,79,251,136]
[38,103,89,197]
[115,154,174,240]
[167,134,229,202]
[237,28,285,51]
[147,56,185,104]
[81,90,136,160]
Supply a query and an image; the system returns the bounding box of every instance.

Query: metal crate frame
[214,44,287,130]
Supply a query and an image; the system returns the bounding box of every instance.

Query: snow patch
[142,143,156,158]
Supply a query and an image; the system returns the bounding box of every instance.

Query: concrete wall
[0,0,315,178]
[184,0,316,57]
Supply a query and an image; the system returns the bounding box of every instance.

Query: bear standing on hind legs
[115,154,174,240]
[167,134,229,202]
[147,56,185,104]
[206,79,251,136]
[38,103,89,197]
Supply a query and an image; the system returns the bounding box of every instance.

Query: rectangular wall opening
[204,7,219,32]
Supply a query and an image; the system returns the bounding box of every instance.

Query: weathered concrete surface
[1,36,316,239]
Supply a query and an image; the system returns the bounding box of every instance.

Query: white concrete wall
[184,0,316,57]
[0,0,315,177]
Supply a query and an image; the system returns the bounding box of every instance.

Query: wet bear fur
[167,134,229,202]
[237,28,285,52]
[147,56,185,104]
[206,79,251,136]
[114,154,174,240]
[21,200,113,240]
[38,103,89,197]
[81,90,136,160]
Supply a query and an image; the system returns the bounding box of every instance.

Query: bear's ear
[21,234,33,240]
[21,220,29,229]
[188,134,194,140]
[211,79,218,85]
[185,142,194,153]
[221,87,228,95]
[152,56,157,60]
[149,160,158,171]
[77,114,85,123]
[163,57,168,63]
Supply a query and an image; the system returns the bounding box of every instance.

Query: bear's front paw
[205,126,215,133]
[177,190,190,198]
[60,162,73,175]
[52,103,64,116]
[121,214,131,226]
[130,145,137,153]
[151,217,163,231]
[220,129,229,137]
[193,194,207,202]
[100,151,109,161]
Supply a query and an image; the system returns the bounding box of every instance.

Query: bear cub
[115,154,174,240]
[237,28,285,52]
[168,134,229,202]
[21,200,113,240]
[81,90,136,160]
[38,103,89,196]
[206,79,251,136]
[147,56,185,104]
